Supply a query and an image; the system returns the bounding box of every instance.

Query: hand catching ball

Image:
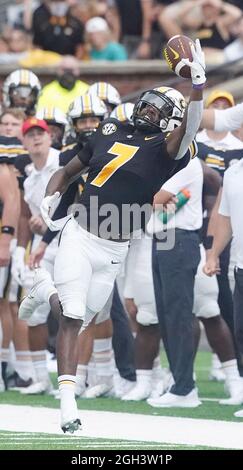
[163,35,195,78]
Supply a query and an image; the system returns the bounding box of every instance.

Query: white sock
[211,353,222,369]
[93,338,114,385]
[31,350,48,382]
[136,369,153,386]
[1,348,10,363]
[58,374,77,420]
[76,364,87,388]
[87,355,97,387]
[152,355,163,381]
[222,359,240,381]
[15,350,34,381]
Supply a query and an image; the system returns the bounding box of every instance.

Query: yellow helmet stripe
[20,69,25,84]
[21,70,29,85]
[155,86,171,94]
[98,82,107,101]
[117,105,125,122]
[82,94,92,114]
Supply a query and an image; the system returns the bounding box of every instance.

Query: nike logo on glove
[111,260,121,264]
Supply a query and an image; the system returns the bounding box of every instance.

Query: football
[163,35,195,79]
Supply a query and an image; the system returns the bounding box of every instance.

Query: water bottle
[158,188,191,224]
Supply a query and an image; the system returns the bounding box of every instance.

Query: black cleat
[1,362,8,390]
[61,419,81,434]
[7,372,33,389]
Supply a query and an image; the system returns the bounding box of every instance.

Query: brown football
[163,35,194,78]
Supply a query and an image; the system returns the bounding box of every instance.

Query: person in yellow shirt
[37,56,89,113]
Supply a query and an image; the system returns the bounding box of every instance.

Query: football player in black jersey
[22,40,206,432]
[2,69,41,117]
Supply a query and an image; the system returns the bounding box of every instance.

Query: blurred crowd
[0,0,243,66]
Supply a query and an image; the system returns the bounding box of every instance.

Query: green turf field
[0,352,242,450]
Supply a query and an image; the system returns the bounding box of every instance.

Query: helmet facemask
[133,90,184,134]
[9,85,39,115]
[73,115,104,144]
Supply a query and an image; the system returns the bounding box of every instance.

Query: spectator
[7,28,31,53]
[32,0,85,58]
[37,55,89,113]
[0,28,34,66]
[85,17,127,61]
[0,36,9,53]
[114,0,155,59]
[0,108,26,141]
[159,0,242,59]
[224,14,243,61]
[204,161,243,406]
[6,0,39,31]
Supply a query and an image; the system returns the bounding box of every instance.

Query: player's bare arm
[0,164,20,266]
[45,155,86,197]
[200,161,222,196]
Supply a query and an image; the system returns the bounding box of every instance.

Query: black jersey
[197,142,243,175]
[77,119,193,237]
[0,136,28,165]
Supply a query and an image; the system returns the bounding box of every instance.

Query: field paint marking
[0,404,242,449]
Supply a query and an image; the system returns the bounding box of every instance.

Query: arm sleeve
[175,101,202,160]
[214,103,243,132]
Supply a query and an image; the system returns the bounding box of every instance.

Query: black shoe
[7,371,33,389]
[1,362,8,390]
[62,419,81,434]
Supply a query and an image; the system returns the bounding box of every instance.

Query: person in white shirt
[224,15,243,63]
[204,159,243,408]
[197,89,243,382]
[198,89,243,150]
[11,118,60,395]
[147,156,203,408]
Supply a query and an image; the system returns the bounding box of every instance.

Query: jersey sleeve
[188,140,198,160]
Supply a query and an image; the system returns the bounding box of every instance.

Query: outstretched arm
[45,156,85,197]
[201,103,243,132]
[41,150,90,231]
[166,39,205,160]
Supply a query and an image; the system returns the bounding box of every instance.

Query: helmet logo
[102,123,117,135]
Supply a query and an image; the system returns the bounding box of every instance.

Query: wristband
[1,225,15,236]
[192,83,205,89]
[204,235,214,250]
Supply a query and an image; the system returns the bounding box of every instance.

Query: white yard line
[0,404,242,449]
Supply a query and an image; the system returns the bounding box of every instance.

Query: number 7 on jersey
[91,142,139,187]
